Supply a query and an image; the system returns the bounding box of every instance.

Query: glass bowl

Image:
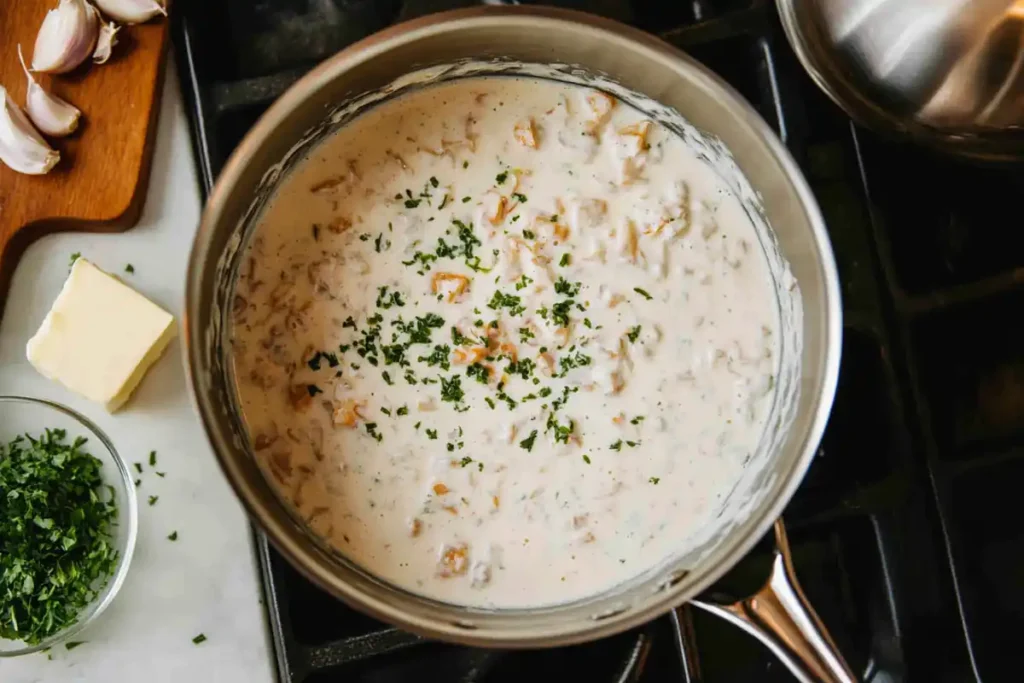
[0,396,137,657]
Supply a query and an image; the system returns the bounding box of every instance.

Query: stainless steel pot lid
[776,0,1024,162]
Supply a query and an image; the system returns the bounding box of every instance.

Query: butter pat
[27,258,176,412]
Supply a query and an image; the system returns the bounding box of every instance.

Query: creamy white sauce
[229,76,780,608]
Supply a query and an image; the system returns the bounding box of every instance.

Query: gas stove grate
[173,1,1023,681]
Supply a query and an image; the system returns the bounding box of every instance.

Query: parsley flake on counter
[148,495,159,506]
[649,477,660,485]
[634,287,654,301]
[0,429,119,645]
[192,634,207,645]
[168,531,179,541]
[149,450,157,466]
[69,252,81,267]
[124,264,135,274]
[134,462,143,474]
[627,325,642,343]
[65,641,86,651]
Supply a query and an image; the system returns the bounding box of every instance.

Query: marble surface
[0,59,276,683]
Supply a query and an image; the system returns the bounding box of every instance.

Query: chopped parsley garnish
[418,345,451,370]
[168,531,178,541]
[484,397,496,409]
[149,450,157,466]
[192,634,207,645]
[440,375,465,403]
[462,196,471,203]
[0,429,119,645]
[374,233,391,253]
[550,300,573,327]
[467,363,490,384]
[306,384,323,397]
[610,440,623,452]
[512,192,527,203]
[634,287,654,301]
[649,477,660,485]
[519,430,539,452]
[429,176,439,188]
[393,313,444,344]
[460,456,474,467]
[505,357,536,380]
[630,415,645,425]
[397,405,409,416]
[375,286,404,309]
[307,350,340,370]
[426,429,438,440]
[402,251,439,271]
[554,277,581,297]
[514,275,534,291]
[381,407,392,417]
[148,495,159,506]
[125,264,135,274]
[451,327,475,346]
[558,352,592,376]
[364,423,383,442]
[404,199,421,209]
[582,454,592,464]
[627,325,642,343]
[488,291,526,316]
[545,414,575,444]
[69,252,81,267]
[522,230,536,240]
[559,254,570,267]
[495,171,508,184]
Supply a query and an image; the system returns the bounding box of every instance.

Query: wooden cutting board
[0,1,170,316]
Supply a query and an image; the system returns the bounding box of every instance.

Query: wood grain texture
[0,1,169,316]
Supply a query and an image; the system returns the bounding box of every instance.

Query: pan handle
[688,519,858,683]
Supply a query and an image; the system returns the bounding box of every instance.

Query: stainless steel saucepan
[185,7,849,681]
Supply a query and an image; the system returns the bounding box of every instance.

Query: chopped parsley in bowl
[0,397,137,657]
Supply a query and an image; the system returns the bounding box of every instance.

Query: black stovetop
[172,1,1024,681]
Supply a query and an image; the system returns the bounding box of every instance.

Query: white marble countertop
[0,59,276,683]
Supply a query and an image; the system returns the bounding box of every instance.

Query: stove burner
[173,0,1019,680]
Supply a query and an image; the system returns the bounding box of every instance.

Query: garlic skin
[32,0,100,74]
[93,0,167,25]
[93,21,121,64]
[0,86,61,176]
[19,46,81,138]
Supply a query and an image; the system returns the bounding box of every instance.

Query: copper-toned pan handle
[686,519,858,683]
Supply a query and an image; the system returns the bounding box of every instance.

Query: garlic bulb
[19,46,81,138]
[93,0,167,25]
[32,0,100,74]
[0,86,61,175]
[93,21,120,64]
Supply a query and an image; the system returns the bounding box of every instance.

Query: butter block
[26,258,177,412]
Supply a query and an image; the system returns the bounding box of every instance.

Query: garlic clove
[19,45,81,138]
[92,21,121,64]
[32,0,100,74]
[93,0,167,25]
[0,85,61,175]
